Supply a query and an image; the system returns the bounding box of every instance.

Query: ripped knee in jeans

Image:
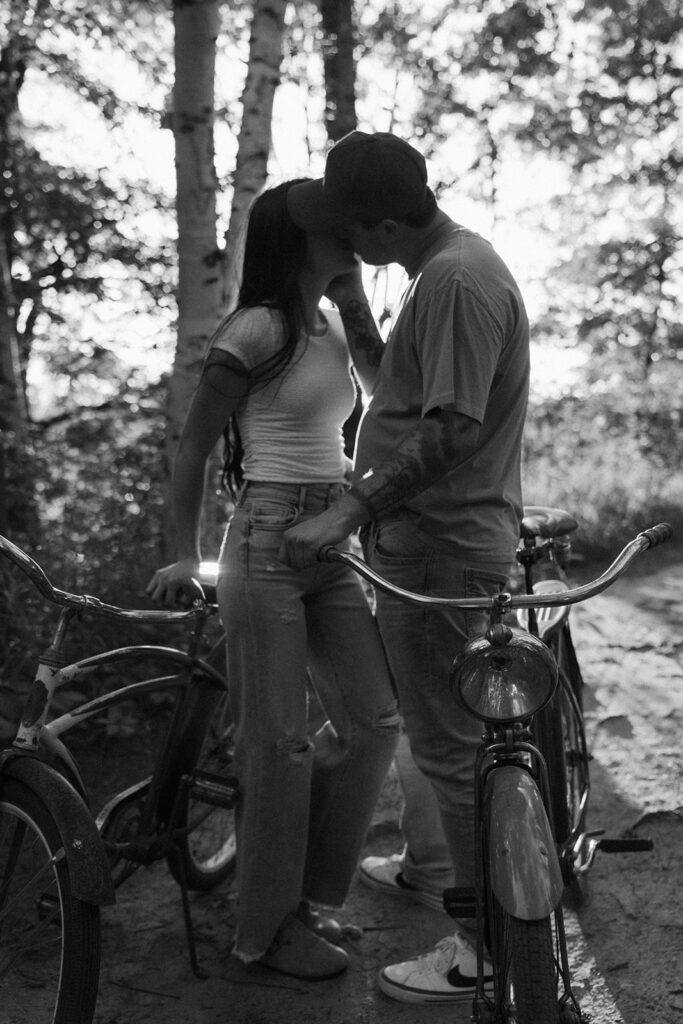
[371,702,401,733]
[276,734,315,765]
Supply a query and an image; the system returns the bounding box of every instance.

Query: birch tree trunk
[164,0,220,554]
[319,0,361,454]
[221,0,287,315]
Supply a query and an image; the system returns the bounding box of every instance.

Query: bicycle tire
[0,777,101,1024]
[486,895,559,1023]
[509,914,559,1023]
[165,687,237,891]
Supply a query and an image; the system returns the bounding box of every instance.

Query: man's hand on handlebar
[146,558,205,608]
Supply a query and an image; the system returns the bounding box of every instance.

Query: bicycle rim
[559,668,589,839]
[0,778,100,1024]
[537,628,589,849]
[535,692,571,844]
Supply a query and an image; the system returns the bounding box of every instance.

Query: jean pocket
[372,522,431,564]
[247,500,299,530]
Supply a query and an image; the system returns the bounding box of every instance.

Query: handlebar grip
[317,545,338,562]
[597,838,654,853]
[639,522,673,548]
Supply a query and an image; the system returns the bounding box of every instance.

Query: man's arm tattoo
[340,300,384,367]
[352,413,479,517]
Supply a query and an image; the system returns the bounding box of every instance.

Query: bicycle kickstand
[166,843,209,980]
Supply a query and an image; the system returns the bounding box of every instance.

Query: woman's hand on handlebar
[146,558,204,608]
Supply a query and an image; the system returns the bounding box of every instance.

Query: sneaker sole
[358,868,444,913]
[378,970,479,1003]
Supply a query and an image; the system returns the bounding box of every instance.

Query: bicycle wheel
[0,778,100,1024]
[535,691,570,844]
[537,625,589,848]
[167,688,238,891]
[488,896,559,1024]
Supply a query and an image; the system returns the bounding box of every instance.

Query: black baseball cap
[287,131,429,231]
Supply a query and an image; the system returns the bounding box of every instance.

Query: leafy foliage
[524,381,683,556]
[1,0,682,736]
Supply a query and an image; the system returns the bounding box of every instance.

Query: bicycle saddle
[521,506,578,540]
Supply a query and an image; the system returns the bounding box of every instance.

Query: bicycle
[320,515,673,1024]
[0,534,237,1024]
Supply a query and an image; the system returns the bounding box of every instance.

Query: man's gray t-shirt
[353,226,530,560]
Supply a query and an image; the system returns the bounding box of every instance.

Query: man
[281,130,530,1003]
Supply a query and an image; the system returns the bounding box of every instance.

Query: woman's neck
[297,268,327,332]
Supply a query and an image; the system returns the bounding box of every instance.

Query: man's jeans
[362,518,511,899]
[394,729,454,896]
[217,482,399,961]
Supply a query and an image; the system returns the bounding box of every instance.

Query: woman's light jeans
[362,517,512,930]
[217,482,399,961]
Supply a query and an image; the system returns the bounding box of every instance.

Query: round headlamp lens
[451,630,557,723]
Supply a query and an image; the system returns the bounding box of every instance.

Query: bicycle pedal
[596,837,653,853]
[187,769,238,809]
[36,892,61,924]
[443,886,477,918]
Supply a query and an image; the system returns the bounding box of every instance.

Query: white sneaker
[359,853,444,912]
[378,931,493,1003]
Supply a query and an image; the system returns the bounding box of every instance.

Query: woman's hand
[146,557,204,608]
[325,257,366,311]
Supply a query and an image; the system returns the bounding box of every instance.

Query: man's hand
[146,558,203,608]
[279,492,369,571]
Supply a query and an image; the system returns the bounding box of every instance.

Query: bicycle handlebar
[319,522,673,611]
[1,521,672,621]
[0,534,205,624]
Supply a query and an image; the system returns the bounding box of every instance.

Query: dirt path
[87,549,682,1024]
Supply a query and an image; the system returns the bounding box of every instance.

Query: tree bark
[221,0,287,315]
[165,0,221,554]
[320,0,357,142]
[0,17,37,536]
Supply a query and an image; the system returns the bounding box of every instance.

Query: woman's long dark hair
[208,179,312,497]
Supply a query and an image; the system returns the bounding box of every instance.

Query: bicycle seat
[521,506,578,540]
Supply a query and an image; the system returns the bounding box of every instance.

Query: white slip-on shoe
[359,853,444,912]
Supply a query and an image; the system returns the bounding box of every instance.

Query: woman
[148,180,399,981]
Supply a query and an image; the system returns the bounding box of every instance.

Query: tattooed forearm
[339,300,385,388]
[351,410,480,517]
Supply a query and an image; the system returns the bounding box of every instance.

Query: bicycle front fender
[483,765,563,919]
[1,750,115,906]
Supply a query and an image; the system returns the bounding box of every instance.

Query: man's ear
[378,218,399,234]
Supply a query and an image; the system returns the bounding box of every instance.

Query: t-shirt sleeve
[210,307,284,371]
[414,278,503,423]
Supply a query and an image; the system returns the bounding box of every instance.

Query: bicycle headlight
[450,626,557,724]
